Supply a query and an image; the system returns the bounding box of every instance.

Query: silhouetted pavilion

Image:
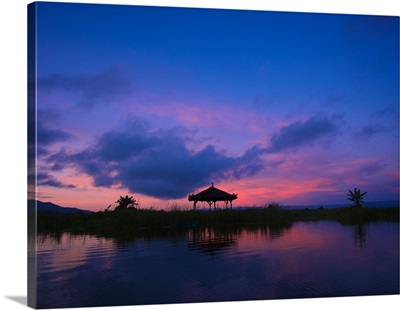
[188,183,238,210]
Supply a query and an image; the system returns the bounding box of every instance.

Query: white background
[0,1,399,310]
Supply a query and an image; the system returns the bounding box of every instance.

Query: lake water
[33,221,399,308]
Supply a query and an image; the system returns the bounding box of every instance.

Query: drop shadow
[5,296,27,306]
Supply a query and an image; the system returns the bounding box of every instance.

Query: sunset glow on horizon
[30,3,399,211]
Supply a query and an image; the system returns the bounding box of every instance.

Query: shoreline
[35,206,399,237]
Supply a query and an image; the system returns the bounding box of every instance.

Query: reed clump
[37,205,399,235]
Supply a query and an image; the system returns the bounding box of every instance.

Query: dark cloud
[28,107,74,174]
[359,160,389,177]
[46,124,265,199]
[37,122,74,146]
[375,104,399,120]
[266,114,343,153]
[37,108,63,122]
[38,65,132,107]
[29,108,74,148]
[353,102,397,139]
[357,124,387,138]
[117,143,237,199]
[43,114,344,197]
[232,145,266,178]
[36,172,77,189]
[95,128,158,162]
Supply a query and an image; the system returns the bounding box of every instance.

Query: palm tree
[347,188,367,208]
[115,195,139,210]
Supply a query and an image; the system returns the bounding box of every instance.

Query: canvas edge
[27,2,37,309]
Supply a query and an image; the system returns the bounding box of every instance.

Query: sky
[29,2,399,211]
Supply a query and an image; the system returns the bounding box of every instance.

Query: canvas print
[28,1,399,309]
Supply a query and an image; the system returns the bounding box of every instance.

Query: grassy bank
[36,206,399,236]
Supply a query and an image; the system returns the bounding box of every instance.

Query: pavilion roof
[188,184,238,202]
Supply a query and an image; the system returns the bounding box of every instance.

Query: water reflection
[75,228,187,248]
[33,221,399,308]
[245,222,293,240]
[353,223,367,248]
[37,231,64,244]
[187,227,238,256]
[337,222,369,248]
[35,221,371,251]
[186,222,294,257]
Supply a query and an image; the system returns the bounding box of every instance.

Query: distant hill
[28,200,93,214]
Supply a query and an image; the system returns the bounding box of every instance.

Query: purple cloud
[266,114,343,153]
[42,113,346,197]
[36,172,77,189]
[38,65,132,107]
[29,107,75,188]
[358,124,387,138]
[37,123,74,145]
[45,123,266,199]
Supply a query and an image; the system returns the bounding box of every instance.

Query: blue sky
[30,2,399,210]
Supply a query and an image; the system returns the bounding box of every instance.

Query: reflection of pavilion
[188,183,238,210]
[187,228,238,256]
